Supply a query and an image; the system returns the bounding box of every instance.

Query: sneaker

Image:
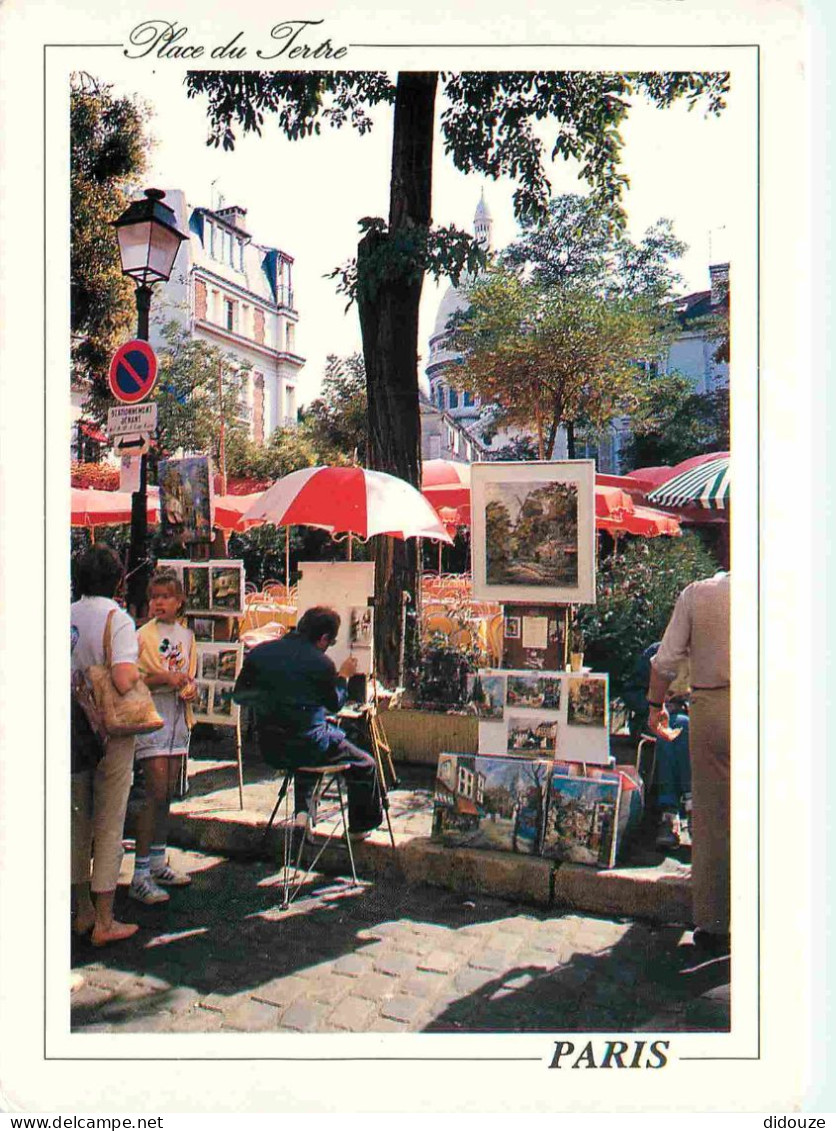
[129,875,170,905]
[151,863,192,887]
[655,811,681,851]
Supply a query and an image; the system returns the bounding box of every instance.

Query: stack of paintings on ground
[432,754,640,868]
[431,459,642,868]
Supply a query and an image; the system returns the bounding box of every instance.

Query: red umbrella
[213,492,266,533]
[421,459,471,509]
[594,484,635,518]
[598,505,681,538]
[72,487,265,534]
[71,487,159,528]
[244,466,453,543]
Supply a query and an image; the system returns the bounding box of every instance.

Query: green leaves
[71,74,151,402]
[577,535,721,694]
[330,220,486,306]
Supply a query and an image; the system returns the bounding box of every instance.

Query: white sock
[149,846,167,874]
[134,855,151,881]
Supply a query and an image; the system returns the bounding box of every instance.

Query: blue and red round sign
[108,340,158,404]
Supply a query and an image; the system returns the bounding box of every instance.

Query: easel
[338,689,397,850]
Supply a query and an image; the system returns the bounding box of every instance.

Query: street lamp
[111,188,186,618]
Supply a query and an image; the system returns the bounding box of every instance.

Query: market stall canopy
[243,466,454,543]
[647,453,730,511]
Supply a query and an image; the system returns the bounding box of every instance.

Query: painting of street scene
[466,673,506,720]
[432,754,548,855]
[182,565,210,613]
[507,715,558,754]
[542,774,620,867]
[567,677,608,728]
[159,456,213,545]
[349,606,373,647]
[211,565,244,613]
[506,674,561,710]
[484,480,578,589]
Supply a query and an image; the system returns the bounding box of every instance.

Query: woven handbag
[84,610,164,738]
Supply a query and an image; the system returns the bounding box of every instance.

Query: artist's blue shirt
[233,632,347,765]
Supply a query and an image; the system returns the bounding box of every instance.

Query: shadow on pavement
[72,846,724,1034]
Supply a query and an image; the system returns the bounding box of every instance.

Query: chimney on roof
[215,205,249,236]
[709,262,729,306]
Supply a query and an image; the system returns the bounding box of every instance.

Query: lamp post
[111,188,186,619]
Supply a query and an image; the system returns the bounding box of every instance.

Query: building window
[224,298,235,333]
[286,323,295,352]
[448,387,459,409]
[285,385,296,424]
[435,385,445,409]
[207,221,215,258]
[463,391,475,407]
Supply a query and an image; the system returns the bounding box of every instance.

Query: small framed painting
[210,562,245,615]
[191,617,215,643]
[471,461,596,604]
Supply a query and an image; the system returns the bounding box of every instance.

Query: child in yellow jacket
[129,570,197,905]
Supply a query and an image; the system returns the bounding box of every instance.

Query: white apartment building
[149,191,305,443]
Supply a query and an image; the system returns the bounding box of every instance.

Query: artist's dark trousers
[294,738,383,833]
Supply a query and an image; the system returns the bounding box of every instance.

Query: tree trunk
[566,419,576,459]
[357,71,438,685]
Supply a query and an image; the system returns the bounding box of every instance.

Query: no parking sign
[108,340,158,404]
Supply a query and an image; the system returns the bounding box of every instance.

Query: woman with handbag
[71,545,144,946]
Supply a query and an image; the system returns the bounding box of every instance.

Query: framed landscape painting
[471,461,596,604]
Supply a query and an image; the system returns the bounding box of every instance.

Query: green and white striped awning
[647,456,730,510]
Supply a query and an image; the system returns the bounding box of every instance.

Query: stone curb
[168,807,692,926]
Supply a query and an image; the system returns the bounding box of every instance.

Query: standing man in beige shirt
[647,571,731,953]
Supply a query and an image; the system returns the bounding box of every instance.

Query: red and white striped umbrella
[243,466,454,543]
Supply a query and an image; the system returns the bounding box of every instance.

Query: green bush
[576,533,720,696]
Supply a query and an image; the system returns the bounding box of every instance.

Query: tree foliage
[447,193,688,457]
[71,73,151,406]
[618,372,730,470]
[303,353,369,463]
[576,534,721,695]
[502,193,686,300]
[151,322,249,472]
[449,266,667,457]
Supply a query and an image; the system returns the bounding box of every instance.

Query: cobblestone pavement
[71,847,728,1035]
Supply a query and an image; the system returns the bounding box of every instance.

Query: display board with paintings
[296,561,375,676]
[192,642,244,727]
[159,560,246,618]
[500,604,567,671]
[431,753,627,868]
[468,669,610,765]
[470,460,596,605]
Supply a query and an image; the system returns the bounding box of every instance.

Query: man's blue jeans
[655,712,691,811]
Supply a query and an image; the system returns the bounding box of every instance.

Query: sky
[110,68,738,407]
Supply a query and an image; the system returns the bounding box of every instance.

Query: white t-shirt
[70,596,138,674]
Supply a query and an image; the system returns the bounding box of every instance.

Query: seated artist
[623,642,691,851]
[232,606,383,838]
